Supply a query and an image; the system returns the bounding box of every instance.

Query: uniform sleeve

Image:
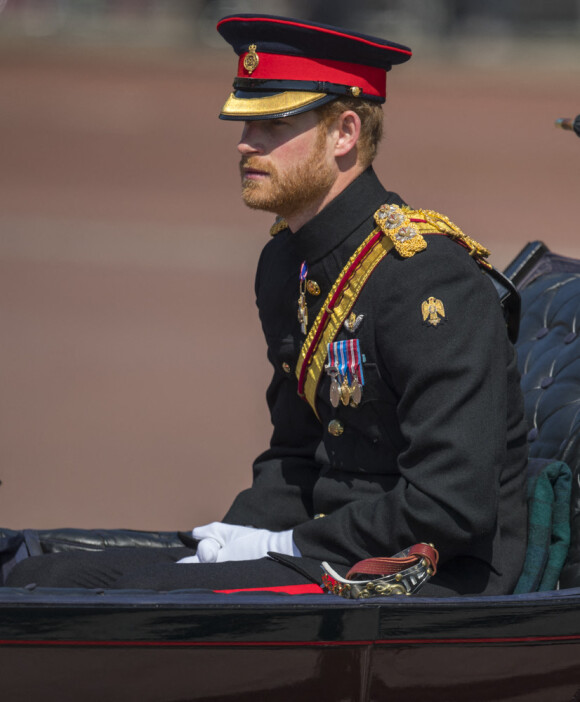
[293,240,510,566]
[222,361,322,530]
[222,244,321,531]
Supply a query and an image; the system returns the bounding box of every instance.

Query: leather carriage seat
[506,241,580,588]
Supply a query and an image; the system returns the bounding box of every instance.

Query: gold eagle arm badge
[422,296,445,327]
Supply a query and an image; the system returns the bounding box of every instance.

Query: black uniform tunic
[224,167,528,596]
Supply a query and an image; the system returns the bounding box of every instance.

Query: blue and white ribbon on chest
[325,339,365,407]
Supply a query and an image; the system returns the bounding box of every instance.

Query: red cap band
[237,52,386,98]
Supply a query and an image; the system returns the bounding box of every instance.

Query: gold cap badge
[243,44,260,74]
[422,297,445,327]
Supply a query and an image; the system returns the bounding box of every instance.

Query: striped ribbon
[327,339,364,386]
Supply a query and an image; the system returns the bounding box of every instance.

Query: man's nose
[237,122,262,155]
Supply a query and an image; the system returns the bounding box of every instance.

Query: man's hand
[177,522,300,563]
[195,523,259,562]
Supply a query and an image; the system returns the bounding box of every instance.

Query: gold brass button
[328,419,344,437]
[282,362,291,374]
[306,280,321,296]
[314,513,326,519]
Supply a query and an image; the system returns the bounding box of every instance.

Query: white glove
[177,522,256,564]
[214,527,300,562]
[177,522,300,564]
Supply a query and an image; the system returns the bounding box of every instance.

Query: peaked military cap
[217,14,412,121]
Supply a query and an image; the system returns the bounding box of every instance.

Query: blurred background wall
[1,1,579,530]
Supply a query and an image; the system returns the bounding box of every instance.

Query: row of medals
[326,366,362,408]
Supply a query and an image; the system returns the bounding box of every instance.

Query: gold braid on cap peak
[374,204,490,264]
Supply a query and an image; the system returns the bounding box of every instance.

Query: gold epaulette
[375,204,491,265]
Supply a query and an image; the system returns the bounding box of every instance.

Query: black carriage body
[1,587,580,701]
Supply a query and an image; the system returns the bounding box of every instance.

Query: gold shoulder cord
[295,204,491,419]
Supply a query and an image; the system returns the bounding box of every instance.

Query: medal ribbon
[327,340,365,386]
[298,261,309,334]
[327,341,336,371]
[347,339,364,386]
[336,341,349,383]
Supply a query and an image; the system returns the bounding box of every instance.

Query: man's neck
[285,164,365,233]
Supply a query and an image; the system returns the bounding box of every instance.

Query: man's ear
[333,111,361,159]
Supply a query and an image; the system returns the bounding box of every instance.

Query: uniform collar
[287,166,403,262]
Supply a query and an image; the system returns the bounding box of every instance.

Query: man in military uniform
[6,15,528,596]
